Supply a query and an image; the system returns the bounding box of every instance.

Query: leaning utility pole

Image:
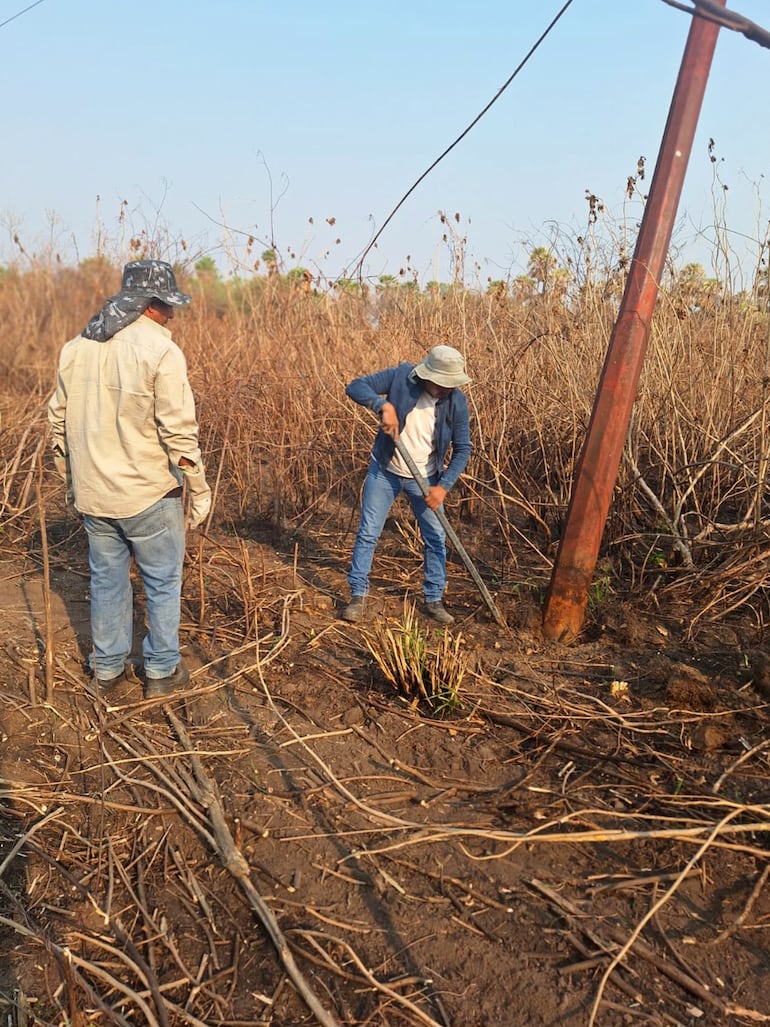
[542,0,726,643]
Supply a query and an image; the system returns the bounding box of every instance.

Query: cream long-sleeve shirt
[48,314,202,518]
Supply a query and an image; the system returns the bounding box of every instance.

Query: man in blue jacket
[341,345,472,625]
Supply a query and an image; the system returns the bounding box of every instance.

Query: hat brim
[104,294,154,316]
[109,288,192,308]
[412,363,472,388]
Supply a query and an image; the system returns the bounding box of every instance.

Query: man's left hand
[53,452,69,482]
[53,451,77,512]
[425,485,447,511]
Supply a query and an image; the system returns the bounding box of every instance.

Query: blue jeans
[347,459,447,602]
[83,497,185,680]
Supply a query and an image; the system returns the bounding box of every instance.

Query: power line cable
[352,0,576,280]
[0,0,47,31]
[660,0,770,49]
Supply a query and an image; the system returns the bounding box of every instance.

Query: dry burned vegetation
[1,250,770,1027]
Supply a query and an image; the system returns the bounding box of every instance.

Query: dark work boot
[145,663,190,699]
[94,661,140,695]
[340,596,366,622]
[94,668,128,693]
[424,601,455,626]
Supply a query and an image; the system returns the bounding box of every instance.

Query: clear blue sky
[2,0,768,287]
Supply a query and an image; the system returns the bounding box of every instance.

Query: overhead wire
[351,0,576,281]
[0,0,46,31]
[5,0,765,278]
[659,0,770,49]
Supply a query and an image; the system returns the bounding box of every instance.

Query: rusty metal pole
[542,3,725,643]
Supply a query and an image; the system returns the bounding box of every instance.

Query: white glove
[53,449,76,509]
[181,464,212,530]
[53,450,69,483]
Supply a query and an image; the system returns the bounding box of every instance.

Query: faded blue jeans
[347,459,447,602]
[83,497,185,681]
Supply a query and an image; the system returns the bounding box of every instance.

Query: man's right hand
[188,488,212,530]
[180,461,212,530]
[380,402,399,439]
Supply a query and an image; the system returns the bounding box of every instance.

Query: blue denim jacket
[345,362,471,491]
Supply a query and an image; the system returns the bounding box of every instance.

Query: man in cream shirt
[48,260,210,698]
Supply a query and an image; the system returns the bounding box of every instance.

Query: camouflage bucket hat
[116,259,191,306]
[81,260,191,342]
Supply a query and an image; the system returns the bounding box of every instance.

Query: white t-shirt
[387,392,438,478]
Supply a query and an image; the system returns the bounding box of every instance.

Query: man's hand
[425,484,447,511]
[180,460,212,530]
[380,402,399,439]
[53,452,69,483]
[188,489,212,529]
[53,450,77,512]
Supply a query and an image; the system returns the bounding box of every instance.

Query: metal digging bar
[392,435,507,628]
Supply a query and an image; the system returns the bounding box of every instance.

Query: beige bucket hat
[412,345,471,388]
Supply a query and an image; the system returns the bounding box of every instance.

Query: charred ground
[1,503,769,1027]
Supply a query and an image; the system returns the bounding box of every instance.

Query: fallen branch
[165,708,341,1027]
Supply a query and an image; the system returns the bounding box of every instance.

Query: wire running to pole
[660,0,770,49]
[0,0,46,32]
[352,0,576,280]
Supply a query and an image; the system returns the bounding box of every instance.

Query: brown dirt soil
[1,507,770,1027]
